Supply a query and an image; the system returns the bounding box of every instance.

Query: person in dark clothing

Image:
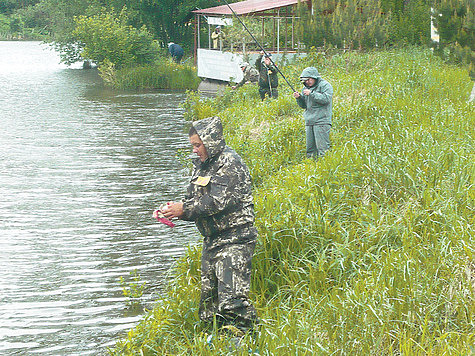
[255,52,278,100]
[162,117,258,335]
[168,42,184,63]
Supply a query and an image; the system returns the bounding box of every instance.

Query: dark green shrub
[73,7,158,69]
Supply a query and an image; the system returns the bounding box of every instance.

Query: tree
[0,0,40,15]
[301,0,432,49]
[73,7,159,69]
[90,0,222,50]
[301,0,392,49]
[433,0,474,77]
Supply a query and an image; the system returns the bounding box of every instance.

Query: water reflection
[0,42,198,355]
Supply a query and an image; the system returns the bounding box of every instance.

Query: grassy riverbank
[99,58,201,90]
[112,47,474,355]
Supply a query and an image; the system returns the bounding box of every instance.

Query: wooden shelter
[191,0,311,82]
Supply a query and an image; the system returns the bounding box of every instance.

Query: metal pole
[208,23,211,50]
[277,10,280,55]
[222,0,296,92]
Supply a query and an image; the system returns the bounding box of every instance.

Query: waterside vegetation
[71,8,200,90]
[111,47,474,355]
[99,58,200,91]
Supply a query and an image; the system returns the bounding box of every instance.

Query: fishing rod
[222,0,297,93]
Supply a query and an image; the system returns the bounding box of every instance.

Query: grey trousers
[306,124,331,158]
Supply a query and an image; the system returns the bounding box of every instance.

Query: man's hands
[161,201,184,219]
[293,89,311,98]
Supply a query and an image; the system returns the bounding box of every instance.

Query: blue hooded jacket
[296,67,333,126]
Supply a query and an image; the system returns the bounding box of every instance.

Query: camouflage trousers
[199,230,258,332]
[258,86,278,100]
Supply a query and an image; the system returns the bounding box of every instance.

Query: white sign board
[197,48,243,83]
[207,17,233,26]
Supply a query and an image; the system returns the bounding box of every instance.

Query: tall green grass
[102,58,201,90]
[111,47,474,355]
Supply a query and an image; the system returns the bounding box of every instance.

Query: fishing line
[222,0,296,92]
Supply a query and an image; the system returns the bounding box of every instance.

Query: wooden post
[285,7,288,52]
[292,16,294,51]
[262,17,265,52]
[277,9,280,54]
[194,15,197,65]
[197,15,201,50]
[208,23,211,50]
[273,11,276,51]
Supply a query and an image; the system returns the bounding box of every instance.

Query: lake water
[0,41,198,355]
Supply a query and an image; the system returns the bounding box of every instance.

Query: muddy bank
[198,78,228,96]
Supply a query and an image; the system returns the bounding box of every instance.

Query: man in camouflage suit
[232,62,259,90]
[162,116,258,334]
[255,52,278,100]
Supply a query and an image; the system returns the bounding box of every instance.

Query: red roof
[192,0,310,16]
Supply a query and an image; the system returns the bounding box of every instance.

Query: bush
[100,58,201,90]
[73,7,159,69]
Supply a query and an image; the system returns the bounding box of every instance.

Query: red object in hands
[153,209,175,228]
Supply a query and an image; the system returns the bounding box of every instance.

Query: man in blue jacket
[168,42,184,63]
[293,67,333,158]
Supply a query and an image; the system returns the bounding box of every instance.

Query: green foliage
[111,47,474,354]
[111,245,203,355]
[0,0,40,15]
[0,13,9,33]
[119,270,147,309]
[182,90,219,122]
[392,0,431,45]
[225,14,273,53]
[432,0,475,77]
[15,1,51,29]
[73,7,159,69]
[301,0,431,49]
[0,9,47,40]
[106,58,201,90]
[96,0,221,50]
[48,1,108,64]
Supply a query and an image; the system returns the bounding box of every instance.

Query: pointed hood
[192,117,226,161]
[300,67,320,80]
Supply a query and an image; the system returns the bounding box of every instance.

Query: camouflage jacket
[181,117,255,246]
[236,66,259,88]
[255,55,278,89]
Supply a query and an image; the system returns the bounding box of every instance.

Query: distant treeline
[0,0,472,74]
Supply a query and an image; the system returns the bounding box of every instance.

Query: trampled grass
[111,47,474,355]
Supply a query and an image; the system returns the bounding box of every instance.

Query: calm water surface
[0,41,198,355]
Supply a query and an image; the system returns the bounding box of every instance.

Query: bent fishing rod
[222,0,297,93]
